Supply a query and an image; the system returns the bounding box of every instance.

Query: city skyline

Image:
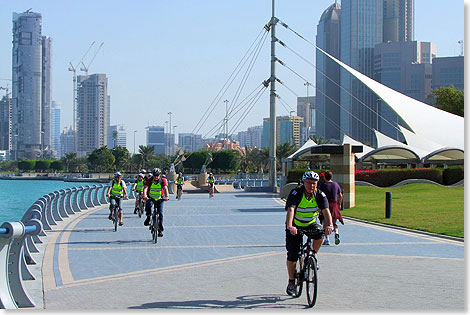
[0,0,466,151]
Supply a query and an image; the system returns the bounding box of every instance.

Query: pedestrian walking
[319,171,343,245]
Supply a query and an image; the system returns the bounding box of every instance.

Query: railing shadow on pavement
[0,182,135,309]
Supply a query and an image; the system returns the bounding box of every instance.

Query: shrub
[35,160,51,172]
[18,159,36,172]
[355,168,443,186]
[442,166,464,185]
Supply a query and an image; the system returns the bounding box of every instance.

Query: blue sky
[0,0,466,150]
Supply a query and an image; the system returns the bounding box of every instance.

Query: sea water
[0,180,98,223]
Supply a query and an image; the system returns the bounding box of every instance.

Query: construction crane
[458,40,464,56]
[80,42,104,77]
[0,78,12,98]
[68,41,95,133]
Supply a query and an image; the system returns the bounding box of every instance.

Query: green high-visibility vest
[294,191,319,227]
[135,179,144,192]
[177,177,183,185]
[110,180,124,198]
[148,180,162,200]
[208,177,214,183]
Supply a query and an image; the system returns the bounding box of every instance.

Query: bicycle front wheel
[152,215,158,244]
[294,256,303,298]
[113,209,118,232]
[306,256,318,308]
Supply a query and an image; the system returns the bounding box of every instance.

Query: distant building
[383,0,414,43]
[262,115,304,148]
[432,56,464,91]
[146,125,165,154]
[12,10,52,159]
[297,96,316,143]
[237,125,263,149]
[164,133,176,156]
[374,41,435,140]
[178,133,203,152]
[107,124,127,149]
[51,101,61,156]
[76,73,110,156]
[0,96,10,151]
[316,2,341,142]
[60,127,76,157]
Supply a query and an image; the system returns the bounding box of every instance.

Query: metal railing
[0,183,135,309]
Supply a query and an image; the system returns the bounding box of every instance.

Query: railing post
[63,188,74,215]
[78,187,88,210]
[92,185,101,206]
[49,192,63,223]
[100,185,109,204]
[57,190,69,219]
[71,187,80,213]
[85,187,94,208]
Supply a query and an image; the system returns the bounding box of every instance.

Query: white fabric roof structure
[341,134,374,159]
[316,47,464,150]
[286,139,317,160]
[399,126,464,163]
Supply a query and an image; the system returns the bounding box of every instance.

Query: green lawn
[342,183,464,238]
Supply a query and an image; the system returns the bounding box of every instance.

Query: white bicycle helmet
[114,172,122,177]
[302,171,319,181]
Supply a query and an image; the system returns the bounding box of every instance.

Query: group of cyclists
[106,169,216,235]
[106,168,335,304]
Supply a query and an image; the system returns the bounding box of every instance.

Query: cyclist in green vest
[207,172,215,196]
[132,173,145,214]
[106,172,128,226]
[143,168,169,237]
[176,172,184,199]
[284,171,333,296]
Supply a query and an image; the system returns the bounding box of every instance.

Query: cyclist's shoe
[108,213,112,220]
[119,222,123,226]
[158,231,163,237]
[286,281,296,296]
[335,233,340,245]
[323,238,330,245]
[144,216,150,226]
[134,208,138,214]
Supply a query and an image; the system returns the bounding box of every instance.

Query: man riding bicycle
[143,168,169,237]
[176,172,184,199]
[207,172,215,196]
[106,172,128,226]
[285,171,333,296]
[133,173,145,214]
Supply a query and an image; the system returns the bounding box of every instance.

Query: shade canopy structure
[342,134,374,159]
[316,46,464,151]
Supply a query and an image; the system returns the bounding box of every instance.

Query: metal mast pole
[269,0,278,191]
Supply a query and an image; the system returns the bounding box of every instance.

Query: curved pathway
[40,191,464,310]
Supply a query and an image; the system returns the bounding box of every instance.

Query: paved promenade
[31,191,464,310]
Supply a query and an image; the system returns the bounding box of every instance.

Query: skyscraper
[0,96,10,151]
[146,125,165,154]
[383,0,414,42]
[340,0,383,146]
[76,73,110,156]
[12,10,52,159]
[316,2,341,142]
[51,101,61,157]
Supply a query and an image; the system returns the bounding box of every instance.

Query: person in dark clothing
[319,171,343,245]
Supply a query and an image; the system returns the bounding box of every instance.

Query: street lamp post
[168,112,172,135]
[173,125,177,155]
[133,130,138,154]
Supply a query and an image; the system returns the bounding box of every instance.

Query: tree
[18,159,35,172]
[112,146,130,171]
[35,160,51,172]
[50,160,64,172]
[87,146,115,172]
[430,85,464,117]
[211,150,240,173]
[183,150,210,173]
[61,152,77,172]
[138,145,155,169]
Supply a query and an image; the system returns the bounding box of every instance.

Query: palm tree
[138,145,155,169]
[61,152,77,172]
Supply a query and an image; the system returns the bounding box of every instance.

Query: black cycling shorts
[285,224,323,262]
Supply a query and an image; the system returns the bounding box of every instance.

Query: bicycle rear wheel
[138,199,144,218]
[293,256,303,298]
[306,256,318,308]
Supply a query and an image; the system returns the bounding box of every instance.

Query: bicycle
[136,192,145,218]
[176,184,183,200]
[208,183,214,198]
[292,228,324,308]
[109,198,121,232]
[148,199,162,244]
